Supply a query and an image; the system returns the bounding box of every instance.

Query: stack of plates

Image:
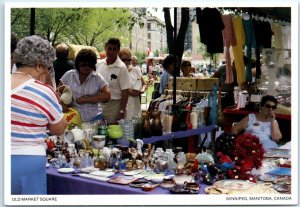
[89,170,115,177]
[58,168,75,174]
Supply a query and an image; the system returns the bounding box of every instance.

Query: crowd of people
[10,34,283,195]
[10,35,154,195]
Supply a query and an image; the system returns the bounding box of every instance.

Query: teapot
[107,125,123,139]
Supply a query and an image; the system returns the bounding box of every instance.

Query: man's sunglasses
[264,104,277,110]
[121,58,132,62]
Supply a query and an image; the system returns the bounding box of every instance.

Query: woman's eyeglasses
[79,63,95,68]
[264,104,277,110]
[121,58,132,62]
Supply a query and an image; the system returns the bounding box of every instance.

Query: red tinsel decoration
[233,133,264,168]
[228,133,265,182]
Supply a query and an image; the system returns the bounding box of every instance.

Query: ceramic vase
[151,111,163,136]
[141,110,152,138]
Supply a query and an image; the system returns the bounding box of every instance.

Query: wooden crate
[196,78,219,91]
[168,77,197,91]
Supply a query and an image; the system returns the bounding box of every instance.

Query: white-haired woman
[11,35,67,194]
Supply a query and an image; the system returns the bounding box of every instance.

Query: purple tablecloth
[142,125,217,144]
[47,167,208,195]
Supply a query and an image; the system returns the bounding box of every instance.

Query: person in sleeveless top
[231,95,282,151]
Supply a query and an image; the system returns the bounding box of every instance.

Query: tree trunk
[163,7,190,65]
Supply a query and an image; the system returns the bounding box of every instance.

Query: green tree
[11,8,138,49]
[12,8,89,45]
[65,8,132,50]
[134,51,147,65]
[11,8,31,38]
[197,40,221,68]
[36,8,88,45]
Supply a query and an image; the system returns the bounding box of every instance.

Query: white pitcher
[71,127,86,141]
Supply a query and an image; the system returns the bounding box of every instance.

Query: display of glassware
[52,154,73,168]
[118,119,137,140]
[151,148,176,173]
[82,121,98,142]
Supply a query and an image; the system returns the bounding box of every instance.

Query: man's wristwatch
[119,110,124,114]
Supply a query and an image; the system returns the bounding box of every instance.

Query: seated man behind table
[231,95,282,151]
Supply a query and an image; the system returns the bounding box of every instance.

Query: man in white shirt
[96,38,130,124]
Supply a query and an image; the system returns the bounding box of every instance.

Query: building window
[147,42,151,48]
[147,23,151,30]
[148,33,151,39]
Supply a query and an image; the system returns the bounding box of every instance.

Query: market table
[141,125,217,144]
[46,167,208,195]
[141,125,217,152]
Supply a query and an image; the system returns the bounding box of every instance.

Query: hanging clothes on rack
[221,14,236,84]
[241,15,256,83]
[232,15,247,86]
[271,22,284,68]
[148,89,218,153]
[282,23,291,49]
[253,18,273,80]
[271,22,284,49]
[196,7,225,54]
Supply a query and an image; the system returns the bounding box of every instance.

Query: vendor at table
[231,95,282,151]
[58,49,111,122]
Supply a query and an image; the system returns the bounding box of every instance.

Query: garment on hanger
[242,17,256,82]
[232,15,246,85]
[196,7,225,54]
[253,19,273,48]
[252,19,273,79]
[271,22,284,49]
[282,24,291,49]
[221,14,236,84]
[261,48,282,95]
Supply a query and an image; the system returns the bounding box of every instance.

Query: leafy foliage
[11,8,137,50]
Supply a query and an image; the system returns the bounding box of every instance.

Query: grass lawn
[142,75,156,106]
[145,83,154,104]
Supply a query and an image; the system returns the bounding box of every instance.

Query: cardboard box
[196,78,219,91]
[168,77,197,91]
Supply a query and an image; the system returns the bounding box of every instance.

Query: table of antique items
[46,166,208,195]
[45,111,291,196]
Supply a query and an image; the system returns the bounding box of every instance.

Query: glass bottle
[234,86,240,108]
[190,107,198,129]
[185,105,192,130]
